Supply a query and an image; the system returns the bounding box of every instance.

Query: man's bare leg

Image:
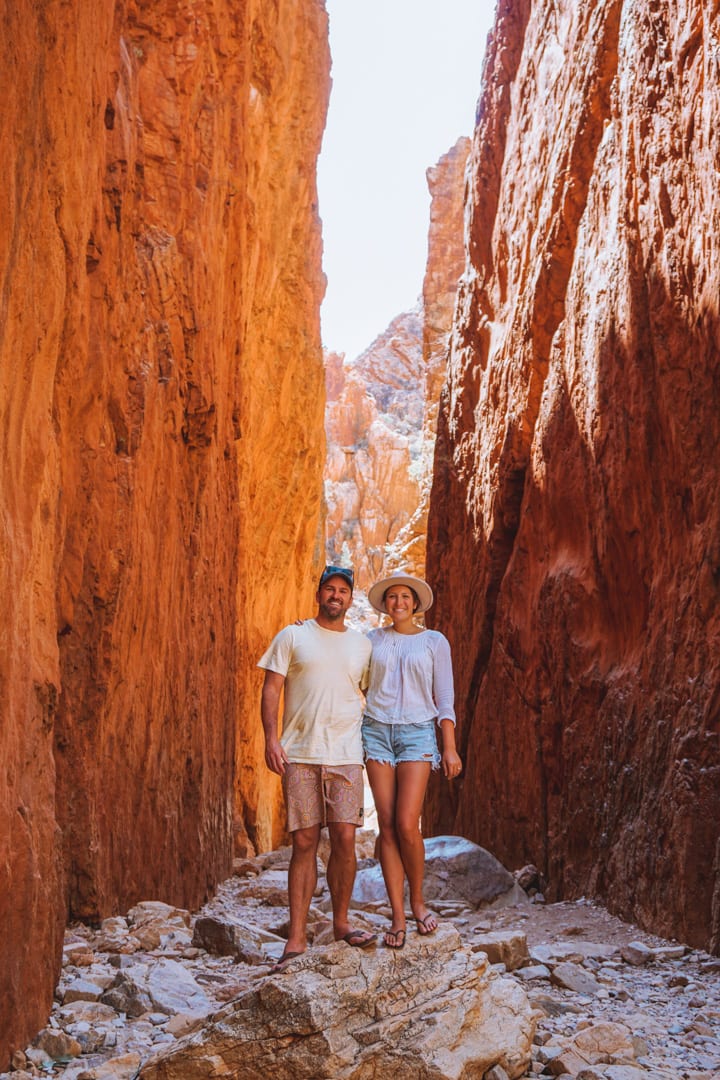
[285,823,321,955]
[327,821,376,946]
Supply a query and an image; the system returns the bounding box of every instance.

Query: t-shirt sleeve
[432,633,456,724]
[257,626,293,676]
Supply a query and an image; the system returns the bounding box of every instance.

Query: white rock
[64,978,106,1004]
[621,941,654,966]
[530,940,618,965]
[652,944,687,961]
[143,959,213,1017]
[76,1051,142,1079]
[137,925,535,1080]
[472,931,529,971]
[515,964,552,982]
[550,961,600,996]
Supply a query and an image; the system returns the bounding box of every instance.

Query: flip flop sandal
[269,949,304,973]
[341,929,378,948]
[384,928,406,949]
[415,914,438,935]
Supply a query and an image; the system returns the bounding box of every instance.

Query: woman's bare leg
[395,761,437,932]
[365,760,406,941]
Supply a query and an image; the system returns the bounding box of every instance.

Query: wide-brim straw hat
[367,570,434,614]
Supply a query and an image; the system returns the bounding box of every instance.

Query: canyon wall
[325,138,469,600]
[0,0,328,1062]
[426,0,720,953]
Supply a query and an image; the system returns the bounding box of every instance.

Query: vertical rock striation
[426,0,720,953]
[0,0,328,1062]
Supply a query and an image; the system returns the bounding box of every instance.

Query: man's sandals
[340,929,377,948]
[270,929,376,974]
[269,949,304,974]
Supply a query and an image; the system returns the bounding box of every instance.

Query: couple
[259,564,462,972]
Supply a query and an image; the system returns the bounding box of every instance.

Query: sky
[318,0,498,361]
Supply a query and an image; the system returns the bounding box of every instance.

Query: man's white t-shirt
[258,619,372,765]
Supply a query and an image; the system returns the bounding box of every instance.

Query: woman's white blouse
[364,627,456,726]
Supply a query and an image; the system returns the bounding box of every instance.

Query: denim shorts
[362,716,440,769]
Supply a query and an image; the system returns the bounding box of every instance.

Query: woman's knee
[395,815,422,845]
[375,809,400,838]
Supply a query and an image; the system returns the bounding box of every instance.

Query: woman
[362,570,462,949]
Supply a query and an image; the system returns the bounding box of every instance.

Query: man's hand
[265,737,289,776]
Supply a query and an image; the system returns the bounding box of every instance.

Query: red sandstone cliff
[324,138,470,597]
[0,0,328,1063]
[426,0,720,953]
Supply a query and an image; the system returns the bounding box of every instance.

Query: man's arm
[261,670,289,775]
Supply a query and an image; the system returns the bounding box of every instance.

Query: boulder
[192,915,268,965]
[549,961,601,996]
[472,930,529,971]
[101,961,212,1019]
[138,925,535,1079]
[352,836,520,910]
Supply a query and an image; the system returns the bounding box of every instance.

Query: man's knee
[328,822,357,855]
[292,825,321,857]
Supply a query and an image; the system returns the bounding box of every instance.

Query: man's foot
[269,948,305,974]
[384,927,406,949]
[338,928,377,948]
[415,912,438,935]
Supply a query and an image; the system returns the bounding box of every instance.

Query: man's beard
[319,601,345,622]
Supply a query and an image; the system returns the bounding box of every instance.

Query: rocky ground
[3,833,719,1079]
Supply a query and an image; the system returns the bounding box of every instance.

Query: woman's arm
[439,718,462,778]
[432,634,461,777]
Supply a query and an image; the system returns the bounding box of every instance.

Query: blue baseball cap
[318,565,354,591]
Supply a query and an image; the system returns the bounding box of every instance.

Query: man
[259,564,376,972]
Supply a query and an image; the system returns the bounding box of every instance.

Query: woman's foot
[414,911,438,935]
[384,926,406,949]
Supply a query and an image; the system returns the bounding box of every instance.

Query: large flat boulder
[138,925,535,1079]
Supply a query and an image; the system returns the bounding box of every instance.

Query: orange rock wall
[0,0,328,1062]
[426,0,720,952]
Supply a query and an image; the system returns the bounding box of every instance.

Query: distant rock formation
[324,306,425,596]
[0,0,328,1063]
[324,138,470,600]
[425,0,720,954]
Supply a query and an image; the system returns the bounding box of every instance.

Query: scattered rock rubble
[2,833,719,1079]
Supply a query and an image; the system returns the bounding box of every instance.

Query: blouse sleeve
[432,633,456,724]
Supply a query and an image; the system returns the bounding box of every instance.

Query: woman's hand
[439,718,461,779]
[442,747,462,780]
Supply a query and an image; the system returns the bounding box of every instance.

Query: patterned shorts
[283,763,365,832]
